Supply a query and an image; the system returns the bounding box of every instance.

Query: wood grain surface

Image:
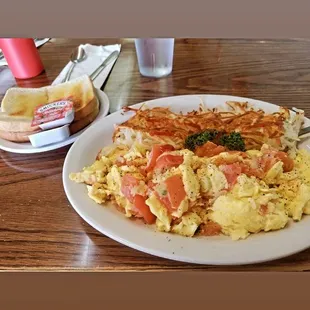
[1,38,310,271]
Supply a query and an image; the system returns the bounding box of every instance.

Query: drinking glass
[134,38,174,78]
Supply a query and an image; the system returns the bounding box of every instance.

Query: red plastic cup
[0,38,44,79]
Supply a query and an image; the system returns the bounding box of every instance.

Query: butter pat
[28,125,70,147]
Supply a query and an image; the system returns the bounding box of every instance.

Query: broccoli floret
[184,130,218,151]
[185,130,246,152]
[219,132,245,151]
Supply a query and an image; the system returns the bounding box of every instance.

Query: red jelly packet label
[31,100,74,127]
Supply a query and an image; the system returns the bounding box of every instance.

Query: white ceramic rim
[62,94,310,265]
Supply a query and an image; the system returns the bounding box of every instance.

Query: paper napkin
[52,43,121,90]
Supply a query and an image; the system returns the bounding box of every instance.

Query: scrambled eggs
[69,141,310,241]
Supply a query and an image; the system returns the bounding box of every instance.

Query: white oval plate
[0,88,110,154]
[63,94,310,265]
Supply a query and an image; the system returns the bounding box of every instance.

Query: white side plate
[0,88,110,154]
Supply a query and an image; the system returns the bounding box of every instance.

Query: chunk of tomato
[220,163,243,188]
[154,154,184,172]
[133,195,156,224]
[274,151,294,172]
[195,141,226,157]
[154,175,187,213]
[154,192,174,213]
[165,174,186,210]
[146,144,175,172]
[121,175,156,224]
[120,174,140,203]
[260,148,294,173]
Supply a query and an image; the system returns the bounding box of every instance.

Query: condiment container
[29,125,71,147]
[29,100,75,147]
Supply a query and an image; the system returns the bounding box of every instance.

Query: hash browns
[113,101,302,152]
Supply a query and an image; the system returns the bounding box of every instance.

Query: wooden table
[1,38,310,271]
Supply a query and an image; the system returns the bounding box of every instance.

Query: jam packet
[28,99,75,147]
[31,100,75,130]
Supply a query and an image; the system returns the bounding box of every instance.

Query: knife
[89,50,119,81]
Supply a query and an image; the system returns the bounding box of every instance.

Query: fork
[299,126,310,137]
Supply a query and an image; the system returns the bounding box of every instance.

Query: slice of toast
[0,99,100,143]
[0,115,40,132]
[45,75,97,121]
[69,99,100,135]
[0,75,97,132]
[0,128,42,142]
